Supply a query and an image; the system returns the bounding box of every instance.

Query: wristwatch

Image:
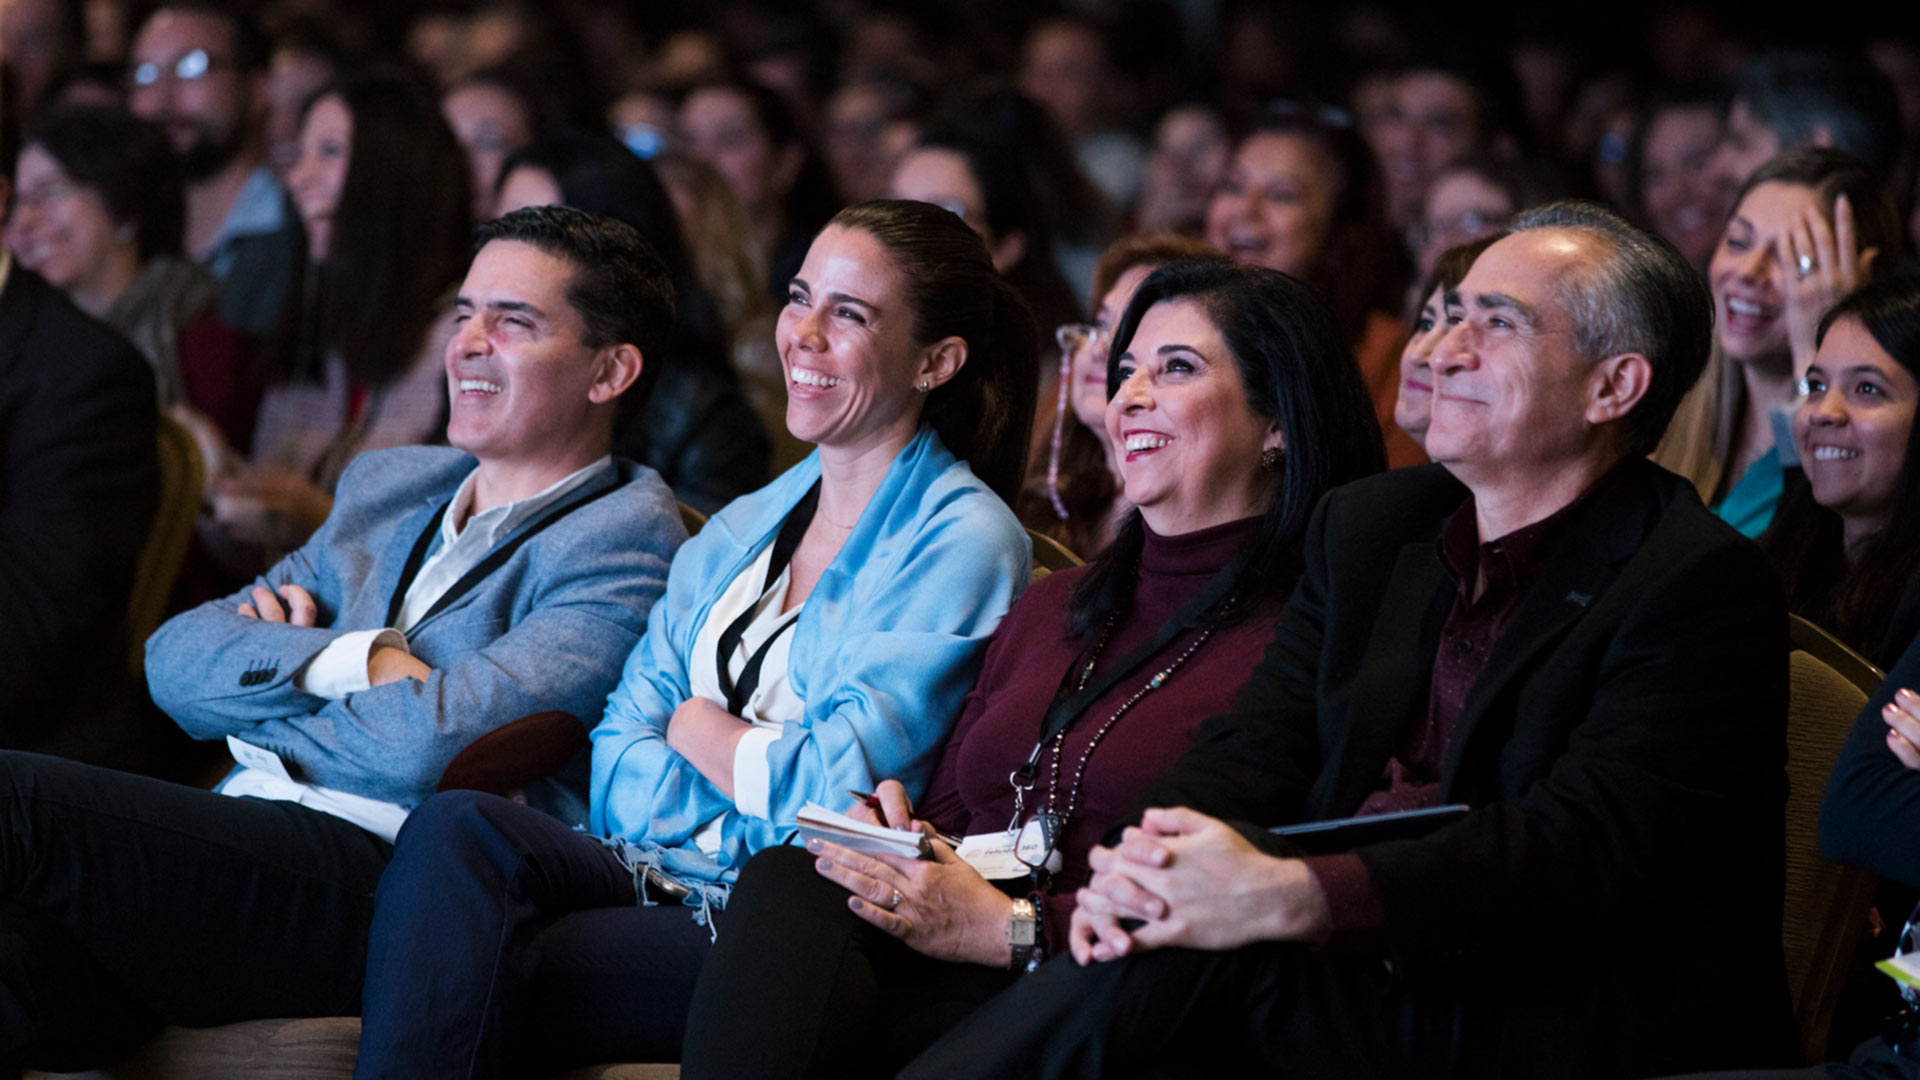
[1009,897,1039,972]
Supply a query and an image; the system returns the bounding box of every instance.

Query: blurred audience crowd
[4,0,1920,1073]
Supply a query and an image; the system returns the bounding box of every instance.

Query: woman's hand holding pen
[844,779,917,829]
[807,832,1017,967]
[844,782,964,847]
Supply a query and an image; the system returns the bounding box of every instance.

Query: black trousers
[896,936,1466,1080]
[0,751,393,1069]
[354,790,718,1080]
[681,845,1022,1080]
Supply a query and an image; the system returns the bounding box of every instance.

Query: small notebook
[795,802,931,859]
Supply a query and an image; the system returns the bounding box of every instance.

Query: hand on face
[1709,181,1852,371]
[1778,194,1880,380]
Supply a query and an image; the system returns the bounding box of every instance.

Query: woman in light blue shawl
[354,200,1039,1077]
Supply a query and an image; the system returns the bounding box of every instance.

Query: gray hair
[1509,199,1713,457]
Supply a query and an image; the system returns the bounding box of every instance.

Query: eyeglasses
[130,49,228,88]
[12,178,80,212]
[1054,322,1109,355]
[1261,98,1355,131]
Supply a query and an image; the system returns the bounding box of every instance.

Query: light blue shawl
[587,425,1029,896]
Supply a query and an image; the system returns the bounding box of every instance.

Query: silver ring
[888,888,903,910]
[1797,253,1815,279]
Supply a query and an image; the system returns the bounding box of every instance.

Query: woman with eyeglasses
[680,259,1387,1080]
[1018,233,1223,559]
[6,105,261,449]
[1205,108,1418,467]
[1408,154,1541,280]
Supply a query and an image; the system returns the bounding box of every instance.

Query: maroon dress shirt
[1306,490,1585,937]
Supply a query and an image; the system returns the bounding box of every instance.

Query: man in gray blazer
[0,206,688,1070]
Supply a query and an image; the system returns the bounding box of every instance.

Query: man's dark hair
[24,106,184,261]
[144,2,271,73]
[1729,50,1903,176]
[475,205,676,411]
[1508,199,1713,458]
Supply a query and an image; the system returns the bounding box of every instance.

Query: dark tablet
[1269,804,1471,854]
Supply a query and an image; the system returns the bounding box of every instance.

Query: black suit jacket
[1142,459,1794,1078]
[0,266,159,766]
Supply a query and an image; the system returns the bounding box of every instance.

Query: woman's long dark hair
[1068,260,1387,639]
[1763,275,1920,663]
[302,70,472,387]
[828,199,1039,504]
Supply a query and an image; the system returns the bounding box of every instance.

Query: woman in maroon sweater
[681,260,1387,1079]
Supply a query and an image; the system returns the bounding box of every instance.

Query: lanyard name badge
[1000,558,1241,887]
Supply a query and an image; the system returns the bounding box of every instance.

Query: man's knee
[390,788,516,851]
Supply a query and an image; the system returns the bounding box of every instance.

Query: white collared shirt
[220,457,616,840]
[685,538,807,852]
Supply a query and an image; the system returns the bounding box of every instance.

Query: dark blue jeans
[354,790,717,1079]
[0,751,393,1069]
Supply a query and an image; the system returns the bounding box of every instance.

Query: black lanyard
[716,481,820,715]
[1015,555,1243,783]
[384,470,621,630]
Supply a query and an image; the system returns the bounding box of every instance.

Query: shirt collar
[1435,462,1627,597]
[201,167,289,256]
[442,456,615,549]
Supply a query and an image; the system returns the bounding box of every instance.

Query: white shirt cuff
[294,628,408,699]
[731,727,780,820]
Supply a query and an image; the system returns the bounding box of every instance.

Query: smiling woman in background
[1392,235,1498,453]
[1654,148,1902,537]
[201,70,471,564]
[7,106,260,448]
[1205,108,1415,467]
[1762,276,1920,665]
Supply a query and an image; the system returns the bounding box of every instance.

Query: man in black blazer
[0,184,160,768]
[903,202,1793,1079]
